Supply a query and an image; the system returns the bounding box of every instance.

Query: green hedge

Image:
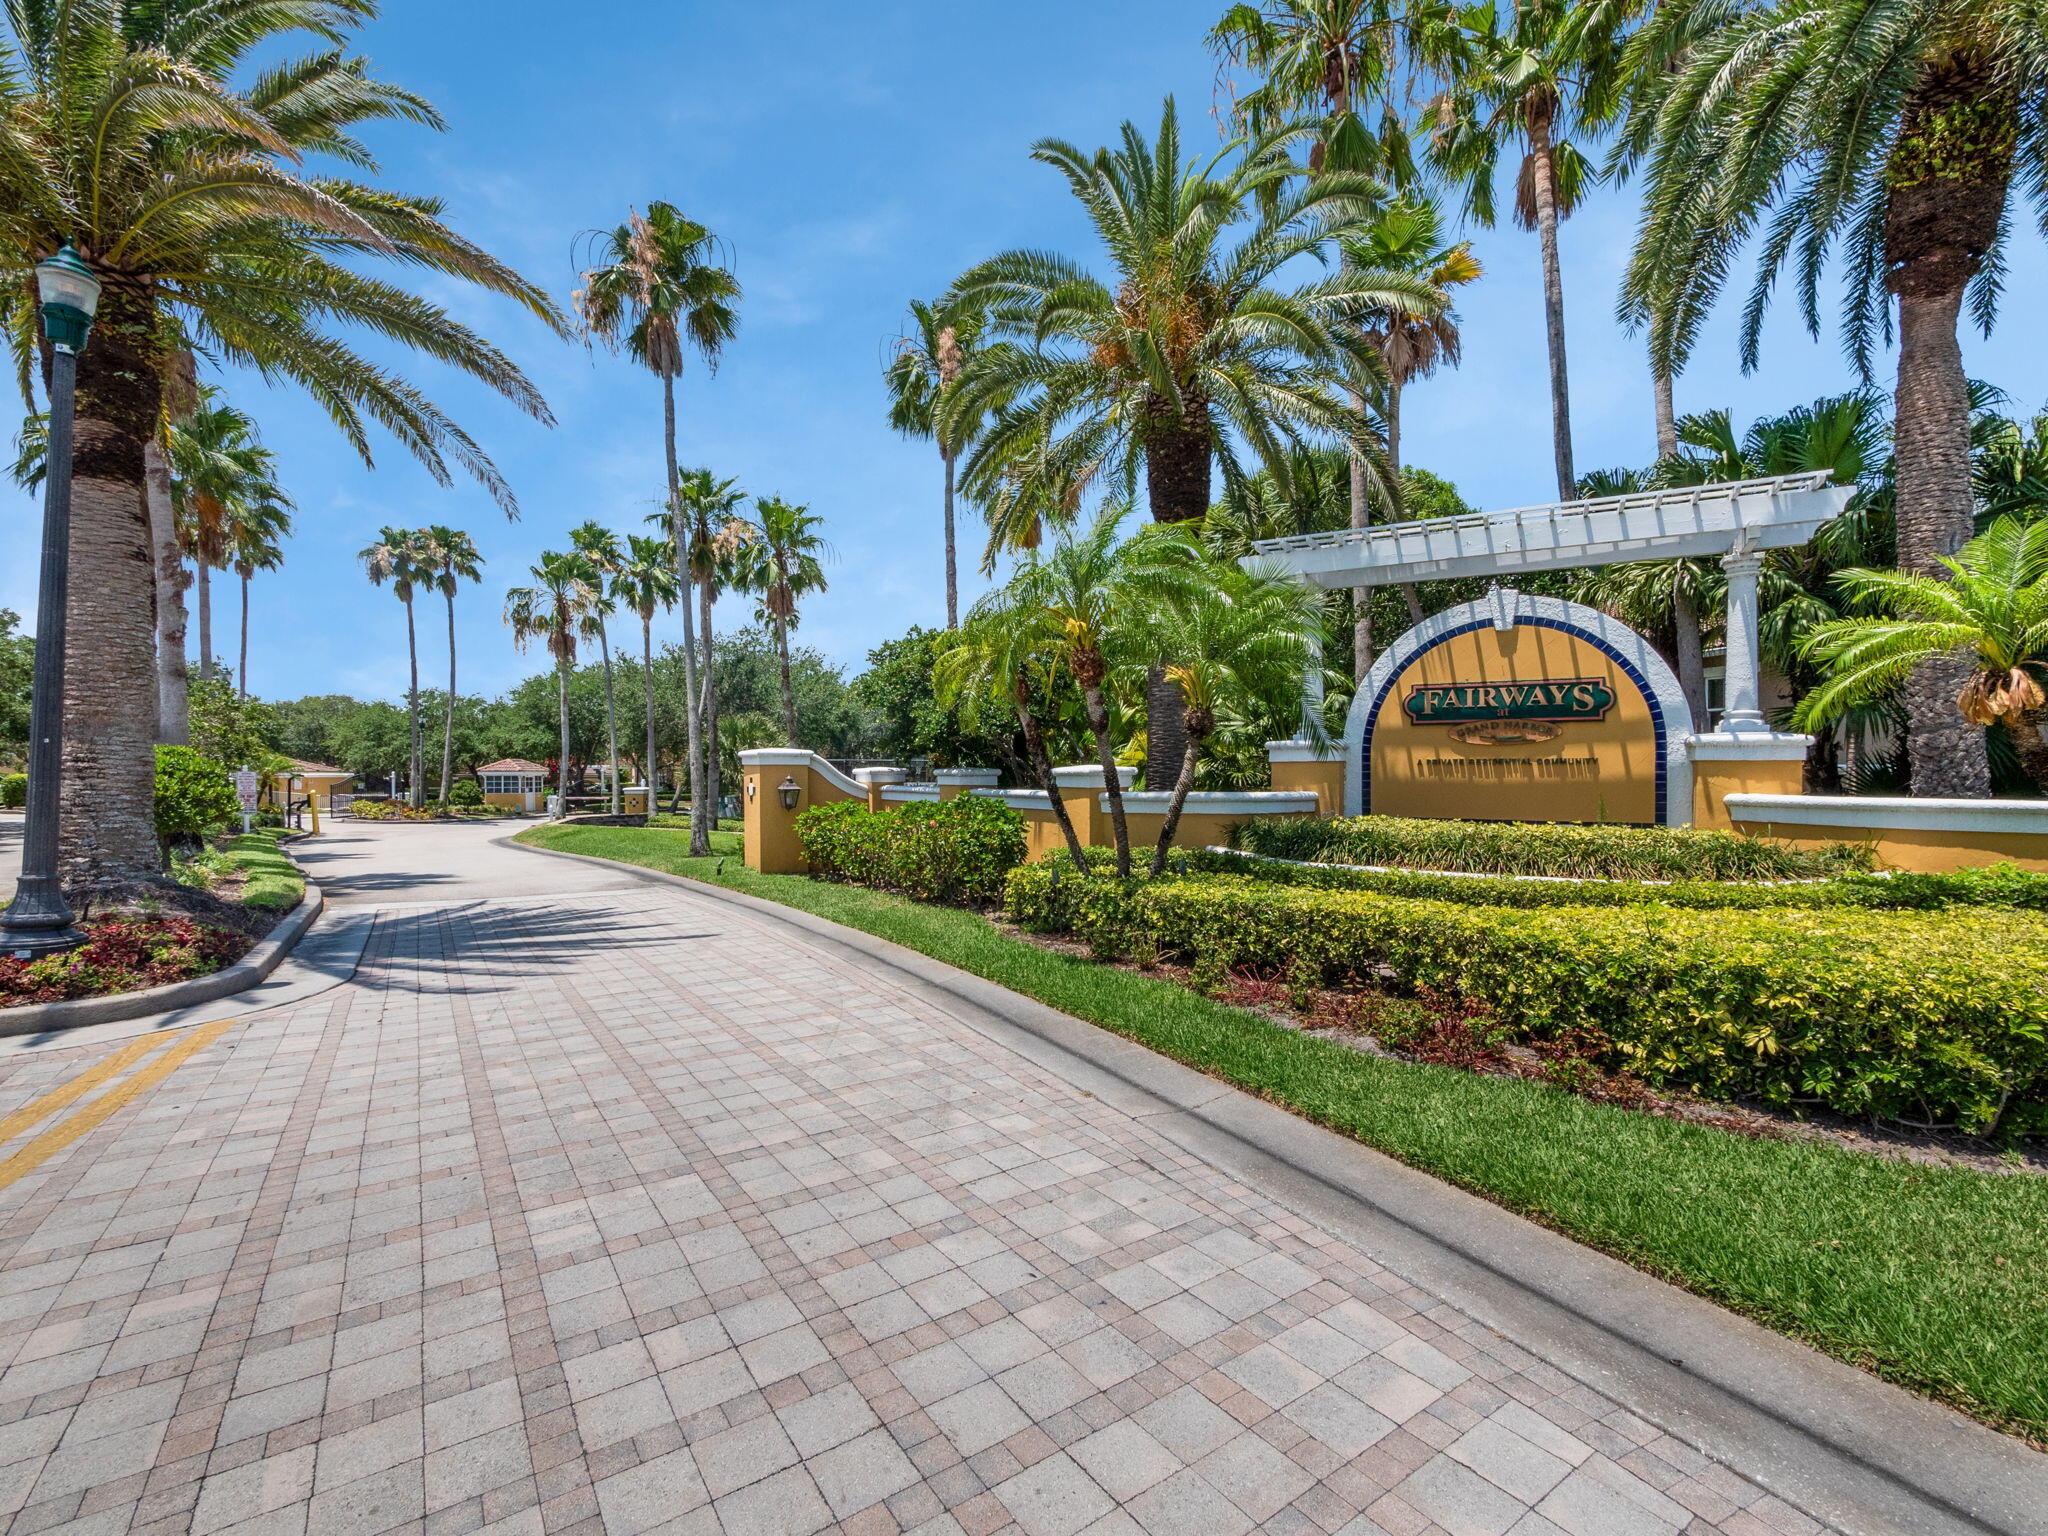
[798,794,1026,906]
[1233,812,1870,880]
[1004,864,2048,1133]
[0,773,24,809]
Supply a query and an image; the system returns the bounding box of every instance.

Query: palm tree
[1427,0,1625,501]
[169,394,287,684]
[739,498,829,748]
[885,295,986,630]
[505,553,599,815]
[422,527,483,803]
[613,535,683,813]
[0,1,561,883]
[576,205,741,832]
[1618,0,2048,797]
[670,468,751,850]
[569,522,626,815]
[229,496,292,698]
[1795,517,2048,789]
[361,528,433,807]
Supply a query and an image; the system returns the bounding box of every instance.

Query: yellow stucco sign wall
[1368,622,1663,825]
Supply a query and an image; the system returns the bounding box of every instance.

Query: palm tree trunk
[1349,387,1374,683]
[596,623,621,815]
[775,613,799,746]
[1672,584,1708,732]
[404,596,423,806]
[942,448,960,630]
[1653,363,1678,460]
[1387,380,1424,626]
[238,570,251,698]
[1528,116,1577,502]
[662,371,709,851]
[1145,667,1187,791]
[642,616,659,822]
[1142,408,1212,772]
[1150,726,1204,876]
[556,657,572,815]
[1081,680,1130,878]
[2008,710,2048,791]
[440,588,458,803]
[1017,701,1088,870]
[699,572,721,843]
[144,436,189,746]
[195,563,213,682]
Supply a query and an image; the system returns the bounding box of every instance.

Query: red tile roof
[478,759,550,775]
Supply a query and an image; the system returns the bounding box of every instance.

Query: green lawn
[169,829,307,911]
[515,823,2048,1443]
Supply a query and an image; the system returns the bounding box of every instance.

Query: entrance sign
[1343,591,1694,827]
[233,769,259,810]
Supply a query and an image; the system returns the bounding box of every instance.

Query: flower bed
[1006,861,2048,1134]
[1232,812,1870,880]
[0,917,250,1007]
[797,795,1025,905]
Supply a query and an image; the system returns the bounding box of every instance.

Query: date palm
[1795,517,2048,789]
[576,204,741,832]
[569,522,626,814]
[361,528,433,806]
[737,498,829,748]
[1428,0,1627,501]
[885,295,986,630]
[422,527,483,803]
[0,0,560,881]
[229,496,292,699]
[505,553,600,815]
[1617,0,2048,796]
[613,535,683,810]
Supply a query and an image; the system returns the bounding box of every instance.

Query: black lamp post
[2,243,102,959]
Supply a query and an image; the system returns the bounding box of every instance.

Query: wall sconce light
[777,776,801,811]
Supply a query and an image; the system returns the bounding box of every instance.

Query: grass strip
[223,830,307,910]
[516,824,2048,1443]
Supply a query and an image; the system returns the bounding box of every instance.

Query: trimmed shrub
[798,795,1026,905]
[153,746,240,850]
[0,773,24,809]
[1003,864,2048,1132]
[448,779,485,807]
[1233,813,1870,880]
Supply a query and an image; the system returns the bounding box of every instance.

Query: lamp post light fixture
[777,776,801,811]
[2,243,102,958]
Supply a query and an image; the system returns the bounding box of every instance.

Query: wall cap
[880,783,940,801]
[934,768,1003,785]
[1052,764,1137,789]
[1266,739,1344,764]
[853,766,907,786]
[737,749,862,798]
[1687,732,1812,762]
[1726,793,2048,836]
[1105,791,1321,816]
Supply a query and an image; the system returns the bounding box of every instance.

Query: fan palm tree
[0,0,561,882]
[575,204,741,827]
[1617,0,2048,797]
[738,498,829,748]
[885,294,986,630]
[613,535,683,811]
[1427,0,1627,501]
[505,553,600,815]
[670,467,751,849]
[229,496,292,698]
[422,527,483,803]
[361,528,433,807]
[569,522,626,814]
[1795,517,2048,788]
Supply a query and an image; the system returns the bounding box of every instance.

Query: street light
[2,243,101,959]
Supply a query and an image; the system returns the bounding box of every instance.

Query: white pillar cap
[1052,763,1137,789]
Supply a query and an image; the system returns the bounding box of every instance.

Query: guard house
[1247,473,1853,830]
[282,759,355,812]
[477,759,552,814]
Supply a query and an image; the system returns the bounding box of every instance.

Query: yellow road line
[0,1033,174,1149]
[0,1019,235,1196]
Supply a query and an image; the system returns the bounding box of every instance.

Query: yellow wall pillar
[854,766,906,813]
[935,768,1001,802]
[1051,764,1133,853]
[1687,733,1810,830]
[1265,740,1346,815]
[739,749,860,872]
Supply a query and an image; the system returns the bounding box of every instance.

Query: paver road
[0,823,1837,1535]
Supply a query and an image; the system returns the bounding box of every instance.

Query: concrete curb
[0,871,323,1038]
[503,831,2048,1536]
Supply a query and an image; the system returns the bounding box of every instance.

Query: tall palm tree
[1427,0,1626,501]
[614,535,683,811]
[670,468,751,850]
[740,498,829,748]
[0,1,561,883]
[505,553,599,816]
[422,527,483,804]
[361,528,433,807]
[1796,517,2048,789]
[569,521,626,815]
[229,496,292,698]
[169,394,287,683]
[1618,0,2048,797]
[576,205,741,832]
[885,294,986,630]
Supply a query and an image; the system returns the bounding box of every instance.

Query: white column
[1719,548,1767,733]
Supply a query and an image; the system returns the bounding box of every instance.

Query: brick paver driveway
[0,838,1835,1536]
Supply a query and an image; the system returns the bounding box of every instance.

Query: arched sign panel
[1344,591,1693,827]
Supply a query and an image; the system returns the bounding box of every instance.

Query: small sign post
[234,767,259,834]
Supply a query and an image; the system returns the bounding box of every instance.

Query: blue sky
[8,0,2048,705]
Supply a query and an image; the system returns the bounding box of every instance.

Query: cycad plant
[229,497,292,699]
[613,535,683,807]
[505,553,600,814]
[1795,517,2048,789]
[0,0,560,880]
[569,522,626,814]
[422,527,483,803]
[361,528,433,807]
[739,498,829,748]
[885,295,985,629]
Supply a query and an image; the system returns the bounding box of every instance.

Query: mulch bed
[0,912,252,1008]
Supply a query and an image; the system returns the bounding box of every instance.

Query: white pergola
[1248,473,1855,737]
